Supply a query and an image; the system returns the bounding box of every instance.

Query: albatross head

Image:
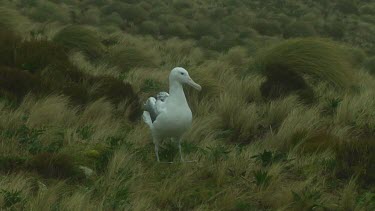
[170,67,202,91]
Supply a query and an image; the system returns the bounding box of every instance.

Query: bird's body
[152,105,192,139]
[143,67,201,162]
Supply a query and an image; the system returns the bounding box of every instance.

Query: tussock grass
[363,56,375,75]
[26,95,77,128]
[160,38,204,67]
[0,1,375,210]
[283,21,317,38]
[221,46,252,71]
[70,52,120,78]
[28,1,70,23]
[0,66,45,102]
[53,25,106,60]
[256,38,355,89]
[106,45,160,72]
[262,95,303,131]
[0,7,31,32]
[274,106,323,150]
[334,138,375,184]
[216,93,260,144]
[28,152,84,180]
[339,179,358,210]
[334,89,375,135]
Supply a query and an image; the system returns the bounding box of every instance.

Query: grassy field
[0,0,374,210]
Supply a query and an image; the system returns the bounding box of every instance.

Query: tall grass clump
[335,0,359,14]
[14,39,70,73]
[53,25,105,60]
[252,19,281,36]
[363,56,375,75]
[255,38,354,101]
[334,139,375,185]
[28,152,84,180]
[0,7,30,32]
[0,66,45,102]
[283,21,317,38]
[28,1,70,23]
[0,31,21,67]
[90,76,142,121]
[101,12,123,27]
[0,29,141,119]
[102,2,148,24]
[105,45,160,72]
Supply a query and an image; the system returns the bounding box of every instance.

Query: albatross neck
[169,80,188,105]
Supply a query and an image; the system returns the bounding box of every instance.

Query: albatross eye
[180,72,184,75]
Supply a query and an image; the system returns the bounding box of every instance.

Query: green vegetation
[364,56,375,75]
[0,0,374,210]
[255,38,354,103]
[53,25,106,60]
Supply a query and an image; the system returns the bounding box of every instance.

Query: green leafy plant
[202,145,231,162]
[251,150,287,167]
[17,125,45,155]
[76,125,94,141]
[1,189,24,209]
[107,187,130,209]
[253,170,272,188]
[290,189,327,211]
[357,191,375,210]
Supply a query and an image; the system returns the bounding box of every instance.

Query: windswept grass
[0,7,30,32]
[256,38,355,88]
[28,1,70,23]
[0,0,374,210]
[255,38,356,102]
[105,45,160,72]
[53,25,106,60]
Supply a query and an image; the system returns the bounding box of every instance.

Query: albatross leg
[172,137,185,162]
[154,144,160,162]
[178,139,185,162]
[153,137,160,162]
[176,137,197,163]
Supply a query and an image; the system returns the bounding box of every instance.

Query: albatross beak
[187,78,202,91]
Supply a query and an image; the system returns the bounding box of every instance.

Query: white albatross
[142,67,201,162]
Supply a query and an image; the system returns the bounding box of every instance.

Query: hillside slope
[0,0,374,210]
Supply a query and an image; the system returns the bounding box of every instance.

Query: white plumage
[143,67,201,162]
